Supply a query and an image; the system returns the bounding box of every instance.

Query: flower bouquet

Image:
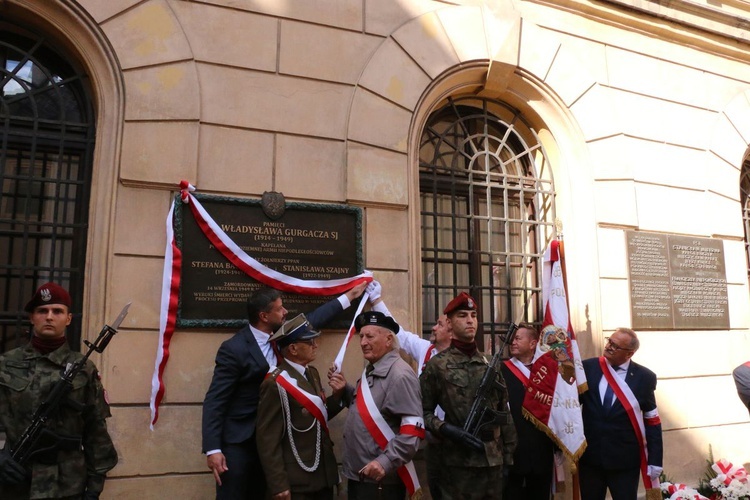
[697,459,750,500]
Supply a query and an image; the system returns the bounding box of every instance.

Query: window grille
[0,23,94,352]
[419,96,556,353]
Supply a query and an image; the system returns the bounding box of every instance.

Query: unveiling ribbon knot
[179,180,195,203]
[712,459,748,485]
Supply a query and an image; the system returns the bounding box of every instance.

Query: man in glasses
[578,328,663,500]
[256,314,347,500]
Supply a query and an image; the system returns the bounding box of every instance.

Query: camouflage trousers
[437,465,504,500]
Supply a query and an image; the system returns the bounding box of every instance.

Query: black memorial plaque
[176,194,364,329]
[626,231,729,330]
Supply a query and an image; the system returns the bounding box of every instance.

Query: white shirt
[598,358,631,404]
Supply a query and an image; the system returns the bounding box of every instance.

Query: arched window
[0,22,94,352]
[741,158,750,282]
[419,96,555,351]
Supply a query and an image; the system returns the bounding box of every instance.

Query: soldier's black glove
[439,423,484,452]
[83,491,101,500]
[0,448,27,485]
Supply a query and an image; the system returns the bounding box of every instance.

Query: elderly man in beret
[257,314,347,500]
[332,311,425,500]
[0,282,118,499]
[420,292,517,500]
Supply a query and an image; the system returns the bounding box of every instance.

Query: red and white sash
[599,357,660,491]
[274,370,329,433]
[504,358,530,385]
[356,368,424,498]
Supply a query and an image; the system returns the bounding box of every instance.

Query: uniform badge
[41,288,52,302]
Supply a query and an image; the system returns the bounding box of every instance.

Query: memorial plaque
[626,231,729,330]
[176,194,364,329]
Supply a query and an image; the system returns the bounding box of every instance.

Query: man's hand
[0,448,27,485]
[366,281,382,304]
[207,452,228,486]
[359,460,386,482]
[328,371,347,395]
[345,281,367,302]
[272,490,291,500]
[83,491,101,500]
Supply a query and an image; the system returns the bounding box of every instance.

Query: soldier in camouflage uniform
[420,292,517,500]
[0,283,118,499]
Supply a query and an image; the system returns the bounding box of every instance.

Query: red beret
[25,282,72,312]
[443,292,478,316]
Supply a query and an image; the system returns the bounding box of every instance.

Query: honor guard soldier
[0,283,118,499]
[420,292,517,500]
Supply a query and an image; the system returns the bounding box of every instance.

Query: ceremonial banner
[522,239,587,460]
[150,181,372,428]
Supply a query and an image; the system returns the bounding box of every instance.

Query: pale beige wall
[7,0,750,496]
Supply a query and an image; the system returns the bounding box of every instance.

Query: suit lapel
[241,325,269,371]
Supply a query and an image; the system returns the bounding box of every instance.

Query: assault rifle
[462,322,519,441]
[11,303,131,465]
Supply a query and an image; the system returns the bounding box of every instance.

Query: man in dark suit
[201,283,366,499]
[501,323,556,500]
[257,314,347,500]
[579,327,663,500]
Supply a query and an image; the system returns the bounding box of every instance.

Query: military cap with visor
[269,313,320,349]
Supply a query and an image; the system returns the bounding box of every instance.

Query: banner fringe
[522,407,587,463]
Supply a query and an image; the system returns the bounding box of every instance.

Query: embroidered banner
[522,239,587,461]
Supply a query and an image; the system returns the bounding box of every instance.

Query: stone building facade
[1,0,750,497]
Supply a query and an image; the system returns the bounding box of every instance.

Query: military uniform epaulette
[269,366,283,380]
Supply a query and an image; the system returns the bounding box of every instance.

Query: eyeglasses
[604,337,634,352]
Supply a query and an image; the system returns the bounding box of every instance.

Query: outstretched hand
[345,281,368,302]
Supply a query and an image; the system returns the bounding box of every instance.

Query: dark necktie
[603,365,622,407]
[304,367,312,383]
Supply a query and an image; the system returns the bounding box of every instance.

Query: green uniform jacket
[256,361,344,496]
[420,346,517,468]
[0,343,118,499]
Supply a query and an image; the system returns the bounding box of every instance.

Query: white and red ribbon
[332,292,369,373]
[356,369,422,498]
[150,181,372,428]
[662,482,708,500]
[274,370,329,433]
[712,458,748,485]
[599,357,660,491]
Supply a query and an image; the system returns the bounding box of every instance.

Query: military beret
[443,292,478,316]
[25,282,72,312]
[269,313,320,349]
[354,311,399,334]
